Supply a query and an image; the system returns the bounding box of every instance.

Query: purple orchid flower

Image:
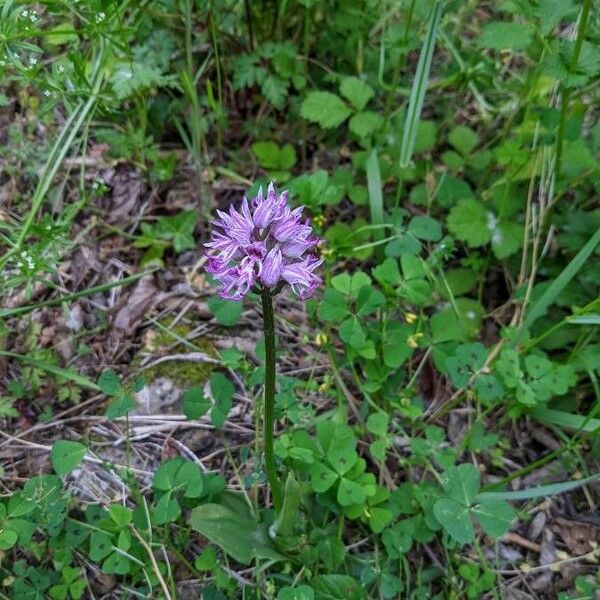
[204,182,323,301]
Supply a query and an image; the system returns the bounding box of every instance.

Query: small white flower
[58,65,65,73]
[44,90,51,97]
[29,56,37,65]
[96,11,106,22]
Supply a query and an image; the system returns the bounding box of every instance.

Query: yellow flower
[313,214,326,227]
[405,312,417,324]
[406,332,423,348]
[315,332,328,346]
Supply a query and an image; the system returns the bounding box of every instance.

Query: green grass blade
[0,270,156,318]
[514,224,600,345]
[0,45,106,271]
[0,351,100,391]
[398,0,443,168]
[531,406,600,433]
[477,472,600,502]
[568,314,600,325]
[366,150,384,244]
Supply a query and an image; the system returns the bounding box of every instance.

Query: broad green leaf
[309,462,338,493]
[337,478,367,506]
[408,215,442,241]
[98,369,121,395]
[251,141,296,170]
[366,412,389,436]
[472,500,515,537]
[89,531,113,561]
[474,374,504,402]
[339,317,366,349]
[441,464,480,506]
[154,492,180,524]
[271,473,302,538]
[278,585,315,600]
[318,288,349,323]
[208,297,243,326]
[209,372,235,428]
[189,498,285,564]
[194,547,217,571]
[105,393,135,420]
[369,507,393,533]
[433,498,474,544]
[183,386,211,420]
[301,92,351,129]
[331,272,371,298]
[356,286,385,316]
[0,529,17,550]
[372,258,401,285]
[310,575,366,600]
[51,440,87,476]
[154,458,184,490]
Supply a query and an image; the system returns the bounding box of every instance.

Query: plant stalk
[260,289,283,511]
[555,0,592,177]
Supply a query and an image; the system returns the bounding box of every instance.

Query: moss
[134,318,219,388]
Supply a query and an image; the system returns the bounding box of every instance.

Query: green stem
[261,290,283,511]
[555,0,592,177]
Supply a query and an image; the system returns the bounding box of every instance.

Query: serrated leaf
[539,0,576,35]
[448,126,478,156]
[340,76,374,111]
[447,199,492,247]
[349,111,383,138]
[478,22,534,51]
[301,92,351,129]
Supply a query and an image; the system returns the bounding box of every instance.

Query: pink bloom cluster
[205,182,322,301]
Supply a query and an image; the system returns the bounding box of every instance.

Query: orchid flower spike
[205,182,323,301]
